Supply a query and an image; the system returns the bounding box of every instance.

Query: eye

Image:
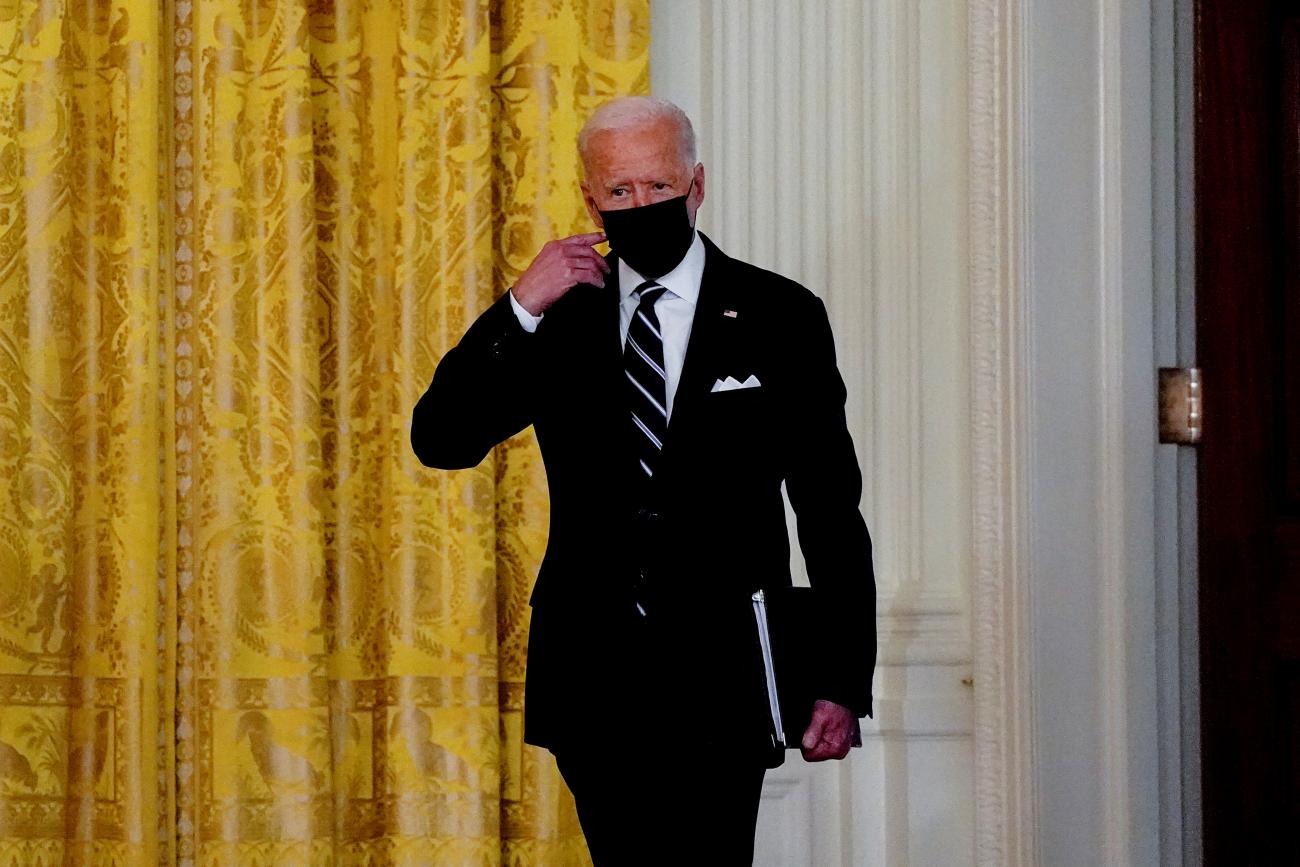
[611,187,628,197]
[653,182,669,191]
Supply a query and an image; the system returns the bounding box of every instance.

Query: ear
[580,181,604,228]
[686,163,705,224]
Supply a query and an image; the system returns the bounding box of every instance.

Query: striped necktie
[624,281,670,483]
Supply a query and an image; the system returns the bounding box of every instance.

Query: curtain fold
[0,0,169,862]
[0,0,647,861]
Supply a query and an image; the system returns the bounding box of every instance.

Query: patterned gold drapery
[0,0,648,862]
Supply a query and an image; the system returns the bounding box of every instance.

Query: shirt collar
[617,229,705,306]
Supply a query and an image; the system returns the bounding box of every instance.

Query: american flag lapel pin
[723,309,738,318]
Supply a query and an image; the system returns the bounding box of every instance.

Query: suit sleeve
[782,294,877,719]
[410,290,538,469]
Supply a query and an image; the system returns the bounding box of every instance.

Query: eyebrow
[606,178,675,189]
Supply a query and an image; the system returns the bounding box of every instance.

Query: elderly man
[411,96,875,864]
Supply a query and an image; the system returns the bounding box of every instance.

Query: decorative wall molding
[967,0,1039,865]
[754,776,815,867]
[878,604,972,666]
[861,693,976,740]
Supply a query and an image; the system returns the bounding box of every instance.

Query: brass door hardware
[1158,367,1202,445]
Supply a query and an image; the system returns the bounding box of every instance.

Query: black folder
[749,585,865,758]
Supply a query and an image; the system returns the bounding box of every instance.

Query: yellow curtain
[0,0,647,862]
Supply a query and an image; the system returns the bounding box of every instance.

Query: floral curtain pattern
[0,0,647,862]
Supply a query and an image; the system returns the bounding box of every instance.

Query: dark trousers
[553,743,768,866]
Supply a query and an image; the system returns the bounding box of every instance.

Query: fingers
[545,236,610,273]
[802,730,852,761]
[542,234,608,258]
[565,245,610,273]
[560,250,608,288]
[565,246,607,280]
[563,231,608,247]
[801,714,828,751]
[568,264,606,287]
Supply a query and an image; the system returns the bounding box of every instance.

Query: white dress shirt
[508,230,706,419]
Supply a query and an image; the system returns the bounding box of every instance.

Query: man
[411,96,875,864]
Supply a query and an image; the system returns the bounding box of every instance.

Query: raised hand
[512,232,610,315]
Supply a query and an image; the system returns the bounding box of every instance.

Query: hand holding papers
[750,586,866,761]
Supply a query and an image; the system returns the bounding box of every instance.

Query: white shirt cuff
[508,289,543,333]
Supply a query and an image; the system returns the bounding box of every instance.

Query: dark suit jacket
[411,232,875,757]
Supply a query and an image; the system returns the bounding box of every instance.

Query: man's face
[580,118,705,228]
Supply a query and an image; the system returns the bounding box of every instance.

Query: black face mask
[598,182,695,279]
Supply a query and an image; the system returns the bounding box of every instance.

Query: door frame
[969,0,1197,863]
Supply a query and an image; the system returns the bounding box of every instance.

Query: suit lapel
[600,254,625,374]
[588,255,641,496]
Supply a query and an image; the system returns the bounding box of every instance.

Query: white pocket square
[710,374,762,393]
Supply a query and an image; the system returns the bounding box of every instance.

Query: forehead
[583,119,683,182]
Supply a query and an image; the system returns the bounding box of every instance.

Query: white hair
[577,96,698,174]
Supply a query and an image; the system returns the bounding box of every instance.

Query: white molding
[967,0,1038,865]
[861,693,975,740]
[1097,0,1132,860]
[878,606,972,666]
[761,777,807,801]
[756,775,815,867]
[870,0,925,616]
